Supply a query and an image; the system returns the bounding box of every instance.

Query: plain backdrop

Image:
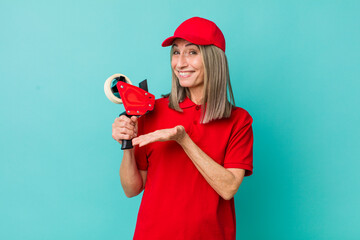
[1,0,359,239]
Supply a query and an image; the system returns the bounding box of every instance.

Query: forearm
[178,134,242,200]
[119,149,143,198]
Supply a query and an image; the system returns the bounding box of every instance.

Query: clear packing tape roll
[104,73,132,104]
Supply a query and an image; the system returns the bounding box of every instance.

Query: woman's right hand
[112,115,138,145]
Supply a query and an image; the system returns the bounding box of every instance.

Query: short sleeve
[224,111,253,176]
[134,115,148,170]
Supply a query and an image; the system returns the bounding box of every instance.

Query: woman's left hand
[132,125,186,147]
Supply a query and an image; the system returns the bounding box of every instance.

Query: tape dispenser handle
[119,111,135,150]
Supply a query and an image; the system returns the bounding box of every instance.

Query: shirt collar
[179,96,197,109]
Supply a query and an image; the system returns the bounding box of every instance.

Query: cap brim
[161,36,178,47]
[162,35,217,49]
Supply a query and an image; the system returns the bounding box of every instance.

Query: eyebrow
[172,43,199,48]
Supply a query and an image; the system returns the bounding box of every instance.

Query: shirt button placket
[193,105,200,125]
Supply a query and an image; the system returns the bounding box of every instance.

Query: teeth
[179,72,191,77]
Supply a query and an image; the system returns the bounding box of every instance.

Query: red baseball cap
[162,17,226,52]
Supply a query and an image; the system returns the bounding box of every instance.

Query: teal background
[1,0,359,239]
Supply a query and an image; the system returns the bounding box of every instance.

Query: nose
[177,53,188,69]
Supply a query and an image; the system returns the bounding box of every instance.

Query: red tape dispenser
[104,73,155,150]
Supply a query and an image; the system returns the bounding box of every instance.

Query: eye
[189,50,198,55]
[173,50,180,55]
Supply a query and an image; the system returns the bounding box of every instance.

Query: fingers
[113,121,137,132]
[131,125,187,147]
[130,116,138,123]
[112,121,137,135]
[112,116,138,144]
[112,129,136,140]
[132,134,155,147]
[132,129,168,147]
[115,115,137,126]
[132,137,141,147]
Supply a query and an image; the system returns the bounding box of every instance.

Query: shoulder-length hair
[167,44,235,124]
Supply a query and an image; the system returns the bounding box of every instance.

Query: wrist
[177,131,190,147]
[123,148,135,156]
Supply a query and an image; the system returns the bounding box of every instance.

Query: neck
[190,96,202,105]
[188,87,203,105]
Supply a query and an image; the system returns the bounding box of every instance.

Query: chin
[178,80,194,88]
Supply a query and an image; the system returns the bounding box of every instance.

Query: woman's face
[171,38,204,94]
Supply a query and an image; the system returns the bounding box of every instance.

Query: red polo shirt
[133,97,253,240]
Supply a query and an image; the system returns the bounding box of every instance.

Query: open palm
[132,125,186,147]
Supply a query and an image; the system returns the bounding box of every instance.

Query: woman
[112,17,253,240]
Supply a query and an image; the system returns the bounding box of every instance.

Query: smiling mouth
[178,71,194,78]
